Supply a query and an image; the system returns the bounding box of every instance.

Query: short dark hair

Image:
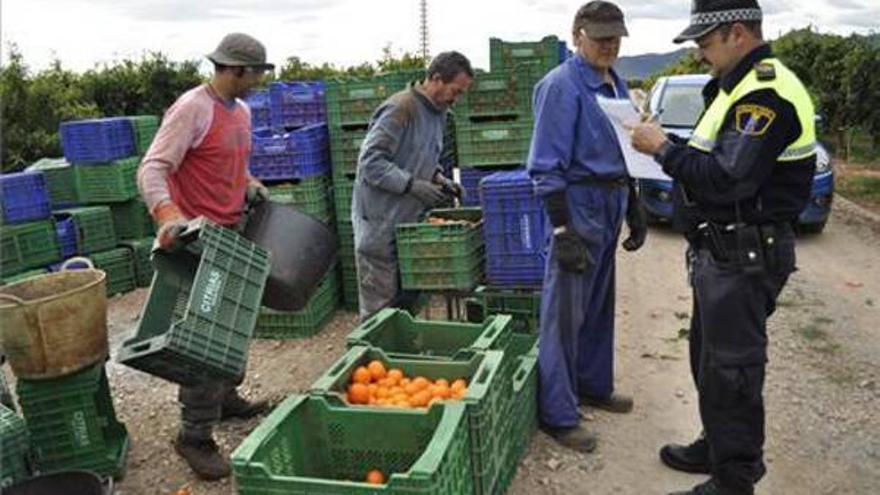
[427,51,474,83]
[718,20,763,41]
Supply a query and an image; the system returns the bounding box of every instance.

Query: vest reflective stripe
[689,58,817,162]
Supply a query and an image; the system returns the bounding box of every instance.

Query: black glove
[409,178,447,206]
[622,182,648,252]
[554,229,593,273]
[433,172,464,201]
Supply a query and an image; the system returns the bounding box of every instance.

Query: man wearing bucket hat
[527,0,647,454]
[137,32,274,480]
[631,1,817,494]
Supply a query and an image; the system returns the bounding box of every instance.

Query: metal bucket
[243,201,338,311]
[4,470,110,495]
[0,257,109,380]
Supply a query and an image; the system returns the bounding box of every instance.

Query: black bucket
[243,201,338,311]
[5,471,109,495]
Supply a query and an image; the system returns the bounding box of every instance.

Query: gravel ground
[6,200,877,494]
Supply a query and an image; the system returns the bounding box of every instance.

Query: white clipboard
[596,96,672,181]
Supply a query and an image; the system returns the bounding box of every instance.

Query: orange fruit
[375,386,390,399]
[403,382,420,396]
[432,384,451,399]
[368,383,378,396]
[386,369,404,385]
[366,469,385,484]
[451,379,467,392]
[367,360,387,381]
[353,366,372,385]
[452,387,467,400]
[348,383,370,404]
[410,390,432,407]
[434,378,449,388]
[412,376,430,391]
[399,378,411,387]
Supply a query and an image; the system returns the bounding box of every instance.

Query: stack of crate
[0,171,62,284]
[326,70,424,312]
[0,403,30,487]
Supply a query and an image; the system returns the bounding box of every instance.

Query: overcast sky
[3,0,878,74]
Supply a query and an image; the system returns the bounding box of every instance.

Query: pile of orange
[345,360,468,408]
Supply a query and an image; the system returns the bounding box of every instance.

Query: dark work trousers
[687,228,795,492]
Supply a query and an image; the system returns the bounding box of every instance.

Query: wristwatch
[553,225,568,235]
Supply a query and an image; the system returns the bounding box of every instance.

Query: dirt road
[100,200,878,494]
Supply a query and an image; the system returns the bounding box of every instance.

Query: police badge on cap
[674,0,763,43]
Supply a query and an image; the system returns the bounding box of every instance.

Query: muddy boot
[541,424,598,453]
[660,434,710,474]
[669,478,753,495]
[579,393,634,413]
[173,433,231,481]
[220,392,270,420]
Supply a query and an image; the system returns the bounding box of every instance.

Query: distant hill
[615,48,690,80]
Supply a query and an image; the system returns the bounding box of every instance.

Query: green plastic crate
[0,220,62,275]
[399,253,483,291]
[110,199,155,240]
[117,219,271,386]
[456,119,534,168]
[474,286,541,334]
[75,156,139,203]
[329,128,368,178]
[326,71,422,129]
[456,67,542,120]
[310,346,509,495]
[494,354,538,495]
[396,208,483,258]
[255,267,339,339]
[27,158,78,206]
[268,177,334,225]
[337,219,355,250]
[346,308,512,361]
[1,268,48,286]
[16,363,129,479]
[0,404,30,488]
[341,267,360,312]
[56,206,117,254]
[333,176,355,222]
[127,115,160,155]
[489,35,560,72]
[232,394,472,495]
[89,247,136,296]
[119,237,155,288]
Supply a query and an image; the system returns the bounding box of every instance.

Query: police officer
[631,1,817,494]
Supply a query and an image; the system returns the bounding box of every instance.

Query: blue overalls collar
[572,54,624,94]
[720,44,773,93]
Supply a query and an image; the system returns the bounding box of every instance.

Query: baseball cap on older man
[206,32,275,71]
[574,1,628,38]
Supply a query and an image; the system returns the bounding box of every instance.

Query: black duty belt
[692,221,791,265]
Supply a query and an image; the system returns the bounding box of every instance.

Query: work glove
[151,201,188,251]
[433,170,465,202]
[622,182,648,252]
[408,178,447,206]
[246,179,270,206]
[545,191,594,273]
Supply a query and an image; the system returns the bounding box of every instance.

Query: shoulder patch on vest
[754,62,776,81]
[735,104,777,136]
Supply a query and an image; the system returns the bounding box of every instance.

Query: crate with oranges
[310,346,511,495]
[231,394,474,494]
[346,308,514,362]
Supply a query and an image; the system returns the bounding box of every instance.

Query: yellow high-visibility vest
[688,58,817,162]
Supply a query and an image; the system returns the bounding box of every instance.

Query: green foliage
[642,50,707,91]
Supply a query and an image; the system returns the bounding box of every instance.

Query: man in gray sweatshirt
[352,51,473,319]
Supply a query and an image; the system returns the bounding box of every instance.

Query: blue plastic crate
[269,81,327,129]
[60,118,136,164]
[460,167,524,207]
[0,171,52,225]
[481,171,548,287]
[55,217,79,258]
[249,124,330,180]
[245,90,272,131]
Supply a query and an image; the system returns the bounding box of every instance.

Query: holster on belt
[694,222,784,274]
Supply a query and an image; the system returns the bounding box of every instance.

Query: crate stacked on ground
[395,208,484,292]
[15,363,129,478]
[0,171,52,227]
[117,219,271,386]
[254,264,340,339]
[471,285,542,334]
[73,155,140,204]
[334,309,539,495]
[489,35,563,73]
[60,118,136,165]
[119,237,155,288]
[249,124,330,181]
[0,404,30,487]
[26,158,78,207]
[455,65,543,172]
[1,219,61,280]
[480,170,548,287]
[269,81,327,130]
[125,115,160,155]
[245,90,272,131]
[110,199,154,241]
[268,176,334,226]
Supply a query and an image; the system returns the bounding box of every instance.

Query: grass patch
[837,175,880,212]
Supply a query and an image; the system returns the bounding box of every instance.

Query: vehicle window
[659,85,705,128]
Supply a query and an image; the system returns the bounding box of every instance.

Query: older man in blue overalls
[528,0,647,453]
